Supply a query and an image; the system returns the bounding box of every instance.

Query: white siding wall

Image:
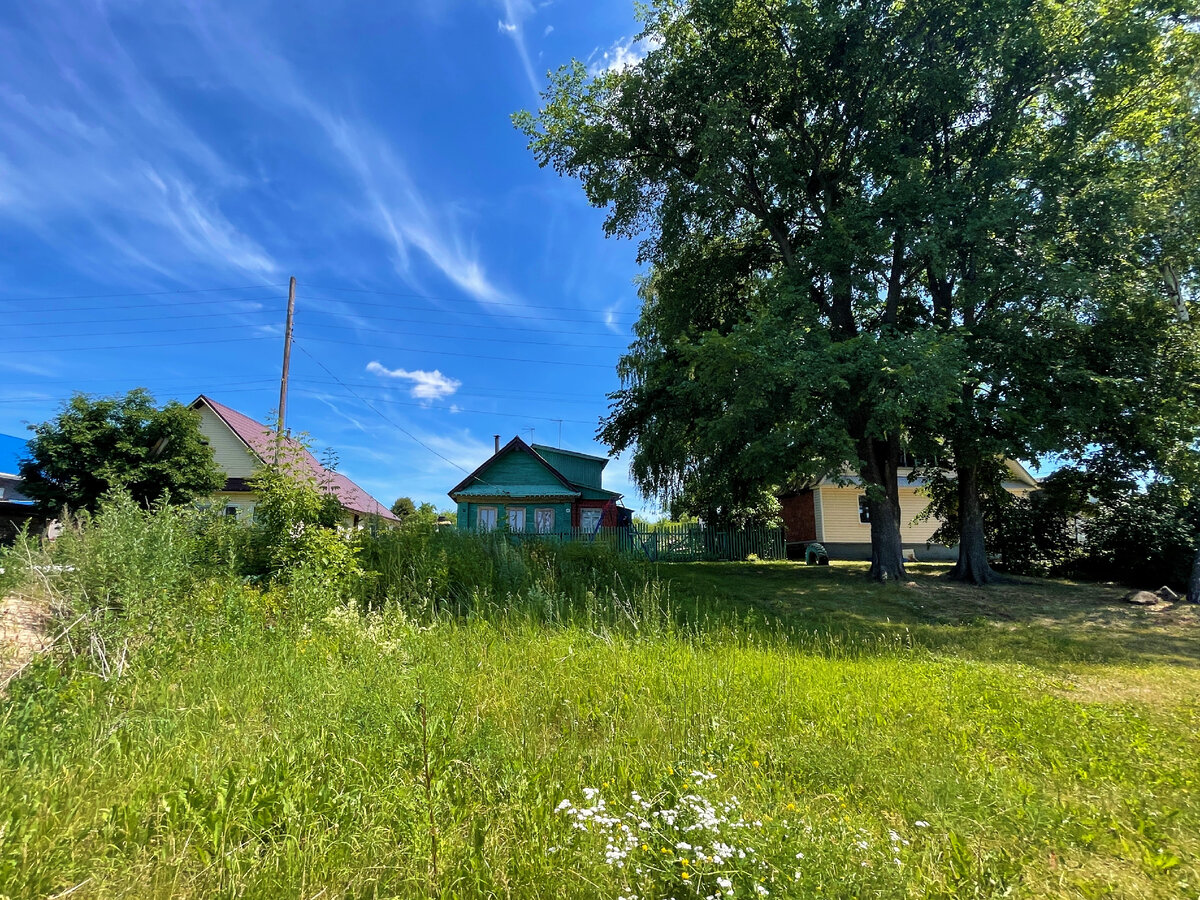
[196,405,259,478]
[208,491,258,521]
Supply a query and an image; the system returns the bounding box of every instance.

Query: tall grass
[1,496,1197,898]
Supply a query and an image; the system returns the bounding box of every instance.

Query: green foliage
[49,491,220,628]
[986,468,1200,590]
[519,0,1200,579]
[390,496,416,522]
[356,527,651,619]
[2,562,1199,898]
[17,388,224,515]
[1078,482,1199,590]
[247,441,344,575]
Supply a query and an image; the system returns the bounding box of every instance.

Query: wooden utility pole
[278,276,296,437]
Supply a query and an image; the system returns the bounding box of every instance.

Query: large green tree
[521,0,967,579]
[19,389,224,514]
[519,0,1200,582]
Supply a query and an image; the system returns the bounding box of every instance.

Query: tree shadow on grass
[658,561,1200,669]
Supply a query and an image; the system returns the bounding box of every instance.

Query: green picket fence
[508,524,786,562]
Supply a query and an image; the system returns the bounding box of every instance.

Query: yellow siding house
[780,459,1039,561]
[190,395,397,527]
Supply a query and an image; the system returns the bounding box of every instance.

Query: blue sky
[0,1,662,514]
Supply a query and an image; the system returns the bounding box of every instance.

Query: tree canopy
[518,0,1200,582]
[19,389,225,514]
[390,497,417,522]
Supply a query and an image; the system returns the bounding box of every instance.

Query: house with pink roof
[189,395,398,527]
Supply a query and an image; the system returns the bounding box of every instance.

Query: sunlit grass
[2,560,1198,898]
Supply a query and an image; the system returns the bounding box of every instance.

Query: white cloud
[497,0,540,94]
[367,361,462,402]
[0,5,277,280]
[173,7,517,313]
[588,35,660,76]
[544,25,554,36]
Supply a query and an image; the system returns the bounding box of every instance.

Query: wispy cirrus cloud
[497,0,540,95]
[0,3,276,281]
[367,361,462,402]
[317,115,511,308]
[175,6,517,312]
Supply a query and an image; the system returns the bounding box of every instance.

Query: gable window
[858,496,871,524]
[477,507,498,532]
[535,508,555,533]
[225,505,239,519]
[507,508,526,532]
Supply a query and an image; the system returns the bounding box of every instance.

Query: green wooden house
[449,436,629,534]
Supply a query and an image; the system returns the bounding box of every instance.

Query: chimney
[494,434,500,454]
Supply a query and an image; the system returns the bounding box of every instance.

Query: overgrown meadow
[1,492,1198,899]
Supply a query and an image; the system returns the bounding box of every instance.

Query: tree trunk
[860,436,907,582]
[949,463,997,585]
[1188,545,1200,604]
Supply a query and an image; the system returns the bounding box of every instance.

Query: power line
[303,281,638,316]
[290,376,608,403]
[291,387,597,425]
[4,303,634,339]
[0,379,280,405]
[33,320,277,342]
[294,341,478,476]
[1,294,285,316]
[5,336,276,354]
[0,282,288,303]
[18,318,622,354]
[301,335,616,368]
[303,290,639,325]
[5,306,279,327]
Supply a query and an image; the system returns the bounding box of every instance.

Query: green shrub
[50,490,206,628]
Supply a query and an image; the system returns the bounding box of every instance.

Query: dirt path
[0,594,53,688]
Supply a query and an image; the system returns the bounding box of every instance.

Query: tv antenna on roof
[523,426,535,444]
[553,418,563,447]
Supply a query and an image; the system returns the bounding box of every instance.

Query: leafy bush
[991,469,1199,590]
[50,491,213,628]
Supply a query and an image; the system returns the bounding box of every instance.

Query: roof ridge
[191,394,398,520]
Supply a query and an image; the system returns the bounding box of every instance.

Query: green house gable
[449,437,623,534]
[531,444,606,490]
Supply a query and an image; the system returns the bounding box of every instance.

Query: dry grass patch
[0,592,53,690]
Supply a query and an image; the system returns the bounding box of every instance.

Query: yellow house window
[858,496,870,524]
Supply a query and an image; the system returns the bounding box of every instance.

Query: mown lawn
[2,561,1198,899]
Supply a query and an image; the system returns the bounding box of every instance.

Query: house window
[581,508,602,533]
[477,507,498,532]
[224,505,239,519]
[535,508,555,533]
[507,508,526,532]
[858,496,870,524]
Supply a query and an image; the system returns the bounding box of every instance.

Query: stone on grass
[1122,590,1162,606]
